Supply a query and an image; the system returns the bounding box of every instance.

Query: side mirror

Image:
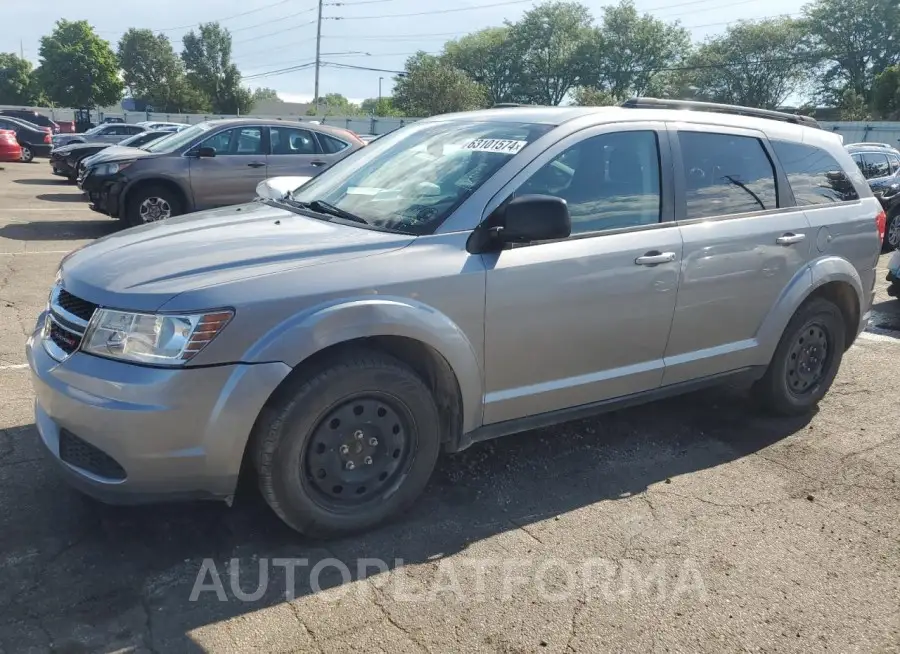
[468,194,570,253]
[196,146,216,158]
[502,195,571,242]
[255,176,313,201]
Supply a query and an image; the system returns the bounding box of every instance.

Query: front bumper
[82,174,124,217]
[26,317,291,504]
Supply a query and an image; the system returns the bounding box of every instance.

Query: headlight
[93,161,133,176]
[82,309,233,366]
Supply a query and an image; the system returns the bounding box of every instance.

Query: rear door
[187,125,268,209]
[266,125,329,178]
[663,124,812,385]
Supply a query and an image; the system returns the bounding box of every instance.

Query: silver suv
[27,99,882,537]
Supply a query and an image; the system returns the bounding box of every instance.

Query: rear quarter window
[771,141,859,205]
[318,133,350,154]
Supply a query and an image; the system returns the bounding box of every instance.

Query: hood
[60,201,415,312]
[57,142,109,155]
[84,145,161,166]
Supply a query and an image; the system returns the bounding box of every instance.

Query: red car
[0,130,22,162]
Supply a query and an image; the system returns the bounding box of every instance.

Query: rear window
[772,141,859,205]
[318,133,350,154]
[677,131,778,219]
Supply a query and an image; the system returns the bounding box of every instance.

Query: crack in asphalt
[372,584,430,653]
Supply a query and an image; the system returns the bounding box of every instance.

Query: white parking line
[0,364,28,370]
[859,330,900,344]
[0,251,71,255]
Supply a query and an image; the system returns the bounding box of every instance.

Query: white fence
[4,104,900,143]
[0,105,419,135]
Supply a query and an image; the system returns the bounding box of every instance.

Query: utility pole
[313,0,324,116]
[20,40,24,59]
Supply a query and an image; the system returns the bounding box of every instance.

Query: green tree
[674,18,810,109]
[588,1,691,99]
[361,97,402,116]
[873,65,900,119]
[393,53,487,116]
[252,87,281,102]
[803,0,900,105]
[118,29,205,113]
[0,53,37,105]
[182,23,253,114]
[306,93,362,115]
[571,86,617,106]
[443,27,520,105]
[38,20,123,108]
[506,2,595,105]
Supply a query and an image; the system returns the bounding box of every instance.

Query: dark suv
[846,143,900,248]
[0,109,59,134]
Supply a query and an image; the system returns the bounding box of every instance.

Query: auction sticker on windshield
[462,139,528,154]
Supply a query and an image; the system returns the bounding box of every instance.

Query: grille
[58,430,126,480]
[57,289,97,322]
[48,320,82,355]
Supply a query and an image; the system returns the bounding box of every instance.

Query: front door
[481,124,682,424]
[266,125,331,179]
[662,124,813,385]
[188,125,268,209]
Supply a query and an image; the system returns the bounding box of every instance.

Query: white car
[135,121,189,131]
[888,249,900,299]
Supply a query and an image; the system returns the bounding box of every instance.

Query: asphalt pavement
[0,161,898,653]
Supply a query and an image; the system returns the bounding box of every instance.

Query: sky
[4,0,811,105]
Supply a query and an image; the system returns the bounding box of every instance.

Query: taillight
[876,209,886,241]
[0,130,15,144]
[44,132,52,143]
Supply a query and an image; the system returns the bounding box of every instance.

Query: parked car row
[27,99,888,538]
[0,114,53,162]
[73,118,364,225]
[846,141,900,249]
[49,130,174,180]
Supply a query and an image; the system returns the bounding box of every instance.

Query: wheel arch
[245,295,483,440]
[757,257,864,360]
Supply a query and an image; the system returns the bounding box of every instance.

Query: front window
[290,120,553,234]
[143,122,215,153]
[84,125,104,135]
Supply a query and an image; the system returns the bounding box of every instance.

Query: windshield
[290,120,553,234]
[84,125,104,135]
[143,122,213,152]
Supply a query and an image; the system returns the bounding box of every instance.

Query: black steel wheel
[253,349,442,537]
[302,395,416,510]
[754,297,846,416]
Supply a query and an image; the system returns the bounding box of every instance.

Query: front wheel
[253,350,442,537]
[753,298,846,416]
[125,185,182,227]
[19,145,33,163]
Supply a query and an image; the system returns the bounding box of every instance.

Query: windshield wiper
[283,195,369,225]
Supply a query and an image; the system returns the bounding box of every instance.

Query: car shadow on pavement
[12,178,70,186]
[0,220,117,241]
[0,383,814,652]
[35,193,88,203]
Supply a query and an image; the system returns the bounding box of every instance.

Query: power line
[229,8,317,33]
[326,0,535,20]
[96,0,299,35]
[232,20,317,45]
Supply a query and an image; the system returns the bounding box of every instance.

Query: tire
[125,185,182,227]
[886,211,900,251]
[753,298,846,416]
[253,350,441,537]
[19,145,33,163]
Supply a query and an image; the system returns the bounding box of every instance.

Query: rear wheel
[886,211,900,250]
[125,185,182,227]
[253,350,441,537]
[753,298,846,416]
[19,145,33,163]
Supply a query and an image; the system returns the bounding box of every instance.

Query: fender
[243,296,485,432]
[755,256,864,362]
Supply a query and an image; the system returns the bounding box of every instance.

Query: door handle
[775,232,806,245]
[310,160,327,167]
[247,161,266,168]
[635,251,676,266]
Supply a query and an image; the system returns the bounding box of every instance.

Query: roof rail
[845,142,896,149]
[619,97,821,129]
[490,102,551,108]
